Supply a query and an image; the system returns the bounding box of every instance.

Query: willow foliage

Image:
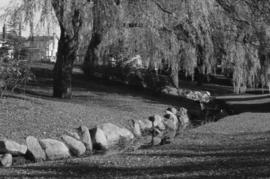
[2,0,270,93]
[1,0,57,36]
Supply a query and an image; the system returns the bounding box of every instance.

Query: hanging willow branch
[1,0,58,36]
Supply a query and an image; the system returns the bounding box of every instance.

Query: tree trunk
[53,26,76,98]
[196,45,204,86]
[171,69,179,88]
[51,0,94,98]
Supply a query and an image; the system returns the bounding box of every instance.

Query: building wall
[23,36,58,62]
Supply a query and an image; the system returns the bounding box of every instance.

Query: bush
[0,57,34,97]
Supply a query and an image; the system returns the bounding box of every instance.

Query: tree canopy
[1,0,270,96]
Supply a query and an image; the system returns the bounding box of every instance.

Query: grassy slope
[0,63,270,178]
[0,92,169,144]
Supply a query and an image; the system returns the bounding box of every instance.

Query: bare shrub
[0,57,34,97]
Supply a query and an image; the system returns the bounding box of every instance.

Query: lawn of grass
[0,62,270,178]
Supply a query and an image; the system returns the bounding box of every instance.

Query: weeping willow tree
[83,0,219,88]
[1,0,57,37]
[226,41,260,94]
[2,0,94,98]
[4,0,267,96]
[216,0,270,93]
[51,0,94,98]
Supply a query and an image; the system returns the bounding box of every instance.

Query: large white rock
[149,115,166,130]
[61,135,86,156]
[39,139,70,160]
[90,127,108,150]
[153,137,162,146]
[98,123,134,147]
[161,86,179,96]
[77,126,93,152]
[166,107,178,115]
[186,90,211,103]
[131,120,142,137]
[0,139,27,155]
[144,136,162,146]
[90,123,134,150]
[201,91,211,103]
[66,131,80,140]
[177,107,190,130]
[26,136,46,162]
[0,154,12,167]
[138,119,152,131]
[164,112,179,131]
[119,127,135,140]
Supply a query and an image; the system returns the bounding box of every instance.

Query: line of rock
[0,106,190,167]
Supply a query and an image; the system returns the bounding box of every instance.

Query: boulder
[144,136,162,146]
[26,136,46,162]
[138,119,152,131]
[153,137,162,146]
[177,107,190,130]
[153,128,164,138]
[98,123,134,147]
[136,116,166,136]
[162,129,177,144]
[62,135,86,156]
[77,126,93,151]
[39,139,70,160]
[164,112,178,131]
[66,131,80,140]
[166,107,178,115]
[186,90,211,103]
[0,154,12,167]
[0,139,27,155]
[119,127,134,140]
[90,127,108,150]
[131,120,142,137]
[149,115,166,130]
[161,86,179,96]
[201,91,211,103]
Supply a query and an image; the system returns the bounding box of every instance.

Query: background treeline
[83,0,270,93]
[2,0,270,97]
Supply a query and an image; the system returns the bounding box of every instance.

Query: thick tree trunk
[51,0,93,98]
[53,27,77,98]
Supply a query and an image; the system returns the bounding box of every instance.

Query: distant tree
[217,0,270,93]
[2,0,94,98]
[4,0,269,96]
[51,0,93,98]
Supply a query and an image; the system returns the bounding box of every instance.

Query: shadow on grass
[218,95,270,113]
[23,63,204,112]
[4,153,270,178]
[223,95,270,102]
[230,102,270,113]
[24,63,270,115]
[224,99,270,113]
[129,149,270,159]
[2,137,270,178]
[247,89,270,95]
